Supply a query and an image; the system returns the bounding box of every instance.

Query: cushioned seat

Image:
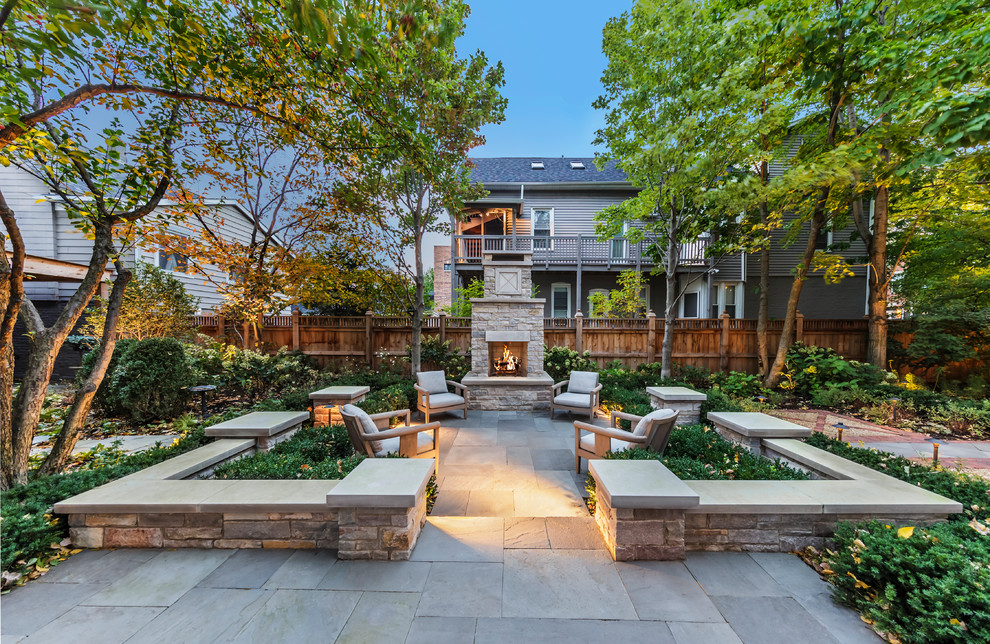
[376,432,436,457]
[550,370,602,419]
[554,392,593,407]
[415,370,469,423]
[573,408,680,473]
[579,433,633,454]
[339,404,440,474]
[427,392,465,407]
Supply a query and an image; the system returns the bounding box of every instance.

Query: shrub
[825,521,989,643]
[712,371,769,398]
[100,338,195,421]
[213,424,362,480]
[700,388,745,416]
[543,345,598,381]
[415,336,470,380]
[82,262,199,340]
[222,346,319,400]
[781,342,890,397]
[358,382,417,416]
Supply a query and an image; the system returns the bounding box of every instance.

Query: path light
[833,421,850,442]
[188,385,217,421]
[889,397,900,422]
[933,442,940,466]
[756,395,767,405]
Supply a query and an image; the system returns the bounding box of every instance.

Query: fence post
[291,309,301,351]
[439,312,447,344]
[575,310,584,353]
[719,312,730,371]
[365,310,374,367]
[796,311,805,343]
[217,314,225,339]
[647,310,656,364]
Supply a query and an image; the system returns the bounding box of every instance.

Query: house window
[588,288,608,316]
[158,249,188,273]
[709,282,742,318]
[610,222,628,260]
[551,283,570,318]
[443,263,451,271]
[814,228,833,250]
[533,208,553,249]
[682,292,699,318]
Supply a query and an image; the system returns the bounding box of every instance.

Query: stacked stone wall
[337,500,427,561]
[595,493,686,561]
[69,511,339,550]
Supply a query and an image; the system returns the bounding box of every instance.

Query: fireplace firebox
[489,342,526,377]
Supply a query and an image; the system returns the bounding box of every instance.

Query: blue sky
[457,1,632,158]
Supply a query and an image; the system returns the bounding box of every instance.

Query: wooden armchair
[573,408,679,473]
[340,405,439,474]
[550,370,602,419]
[414,370,468,424]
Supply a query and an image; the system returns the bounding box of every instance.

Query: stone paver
[12,412,880,643]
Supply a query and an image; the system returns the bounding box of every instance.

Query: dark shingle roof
[468,157,628,184]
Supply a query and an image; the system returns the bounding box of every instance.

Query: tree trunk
[5,222,113,486]
[867,153,890,368]
[660,210,680,379]
[410,221,425,375]
[764,194,828,388]
[0,190,26,490]
[37,262,131,476]
[756,164,771,377]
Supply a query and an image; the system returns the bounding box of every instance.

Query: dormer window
[531,161,544,170]
[570,161,585,170]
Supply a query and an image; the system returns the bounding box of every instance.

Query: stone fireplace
[461,252,553,410]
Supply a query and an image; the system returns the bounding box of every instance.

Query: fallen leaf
[847,572,871,589]
[897,526,914,539]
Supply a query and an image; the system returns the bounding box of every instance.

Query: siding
[3,165,259,311]
[1,165,59,300]
[520,187,639,236]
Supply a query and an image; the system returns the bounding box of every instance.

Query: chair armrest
[553,381,568,393]
[413,385,430,405]
[366,421,441,441]
[574,420,647,443]
[610,410,643,427]
[447,380,466,393]
[369,409,410,427]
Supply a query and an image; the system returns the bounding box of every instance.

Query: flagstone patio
[3,410,883,642]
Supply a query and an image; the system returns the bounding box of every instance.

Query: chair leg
[424,409,430,424]
[575,453,581,474]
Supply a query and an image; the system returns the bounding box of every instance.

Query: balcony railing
[451,234,709,268]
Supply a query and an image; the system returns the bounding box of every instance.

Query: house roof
[468,157,629,184]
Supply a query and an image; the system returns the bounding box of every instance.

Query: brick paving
[769,408,990,478]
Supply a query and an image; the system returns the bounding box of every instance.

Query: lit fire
[493,344,520,375]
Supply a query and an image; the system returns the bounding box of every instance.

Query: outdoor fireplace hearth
[490,342,526,377]
[460,251,553,410]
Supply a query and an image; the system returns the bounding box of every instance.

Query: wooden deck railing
[451,234,708,268]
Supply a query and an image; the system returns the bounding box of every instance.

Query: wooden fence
[193,311,875,374]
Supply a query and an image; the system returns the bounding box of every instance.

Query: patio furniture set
[315,370,682,474]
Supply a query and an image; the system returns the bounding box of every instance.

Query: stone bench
[586,439,961,559]
[706,411,811,454]
[205,411,309,451]
[646,386,707,425]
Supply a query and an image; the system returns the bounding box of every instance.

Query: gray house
[2,164,257,312]
[446,157,868,319]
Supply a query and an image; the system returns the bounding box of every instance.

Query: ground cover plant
[213,424,363,480]
[804,434,990,643]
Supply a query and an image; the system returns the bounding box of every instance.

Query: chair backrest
[417,370,448,395]
[339,406,377,457]
[643,410,680,454]
[568,371,599,395]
